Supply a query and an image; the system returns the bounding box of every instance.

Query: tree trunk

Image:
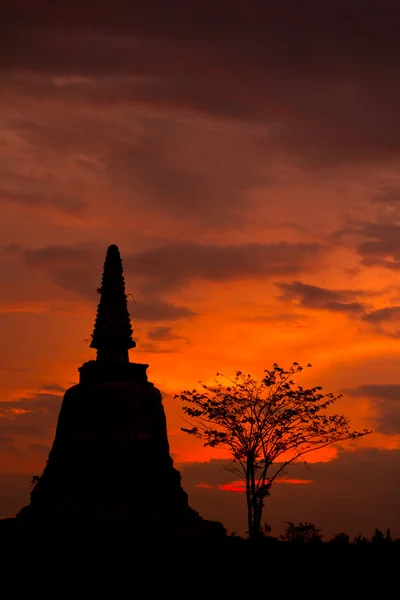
[245,478,253,538]
[245,456,254,538]
[249,456,258,539]
[254,498,262,537]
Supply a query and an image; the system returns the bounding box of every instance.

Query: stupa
[17,245,225,539]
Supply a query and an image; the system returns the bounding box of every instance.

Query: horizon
[2,0,400,539]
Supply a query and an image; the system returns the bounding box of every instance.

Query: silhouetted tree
[329,532,350,545]
[176,362,371,539]
[372,529,385,544]
[280,521,323,544]
[354,534,369,546]
[371,528,393,546]
[263,522,272,537]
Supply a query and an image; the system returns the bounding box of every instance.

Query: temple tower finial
[90,244,135,363]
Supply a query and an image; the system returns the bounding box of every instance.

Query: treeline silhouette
[268,520,397,547]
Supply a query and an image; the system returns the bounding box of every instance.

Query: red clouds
[2,0,400,536]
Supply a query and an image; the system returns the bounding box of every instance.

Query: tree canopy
[176,362,371,539]
[280,521,323,544]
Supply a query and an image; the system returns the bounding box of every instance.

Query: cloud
[244,312,312,328]
[14,243,198,321]
[363,307,400,324]
[0,435,13,446]
[23,244,97,269]
[134,342,178,354]
[180,448,400,538]
[337,217,400,271]
[131,299,196,322]
[361,306,400,338]
[355,223,400,269]
[370,186,400,225]
[0,392,62,439]
[4,111,273,228]
[102,114,276,226]
[40,384,66,393]
[30,443,51,454]
[277,281,367,314]
[276,279,400,337]
[126,241,328,292]
[343,384,400,435]
[22,244,100,300]
[147,326,183,341]
[0,188,85,215]
[344,384,400,402]
[3,0,400,168]
[18,241,327,300]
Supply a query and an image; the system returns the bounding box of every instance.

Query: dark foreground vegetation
[1,519,399,593]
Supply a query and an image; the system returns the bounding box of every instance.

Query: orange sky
[2,0,400,538]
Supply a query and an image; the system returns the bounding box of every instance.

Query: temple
[17,245,225,539]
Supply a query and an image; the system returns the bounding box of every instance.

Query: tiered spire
[90,244,135,363]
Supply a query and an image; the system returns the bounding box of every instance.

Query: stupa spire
[90,244,135,363]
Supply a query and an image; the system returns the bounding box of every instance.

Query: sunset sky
[2,0,400,538]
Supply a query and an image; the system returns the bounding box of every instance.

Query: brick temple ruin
[17,244,225,539]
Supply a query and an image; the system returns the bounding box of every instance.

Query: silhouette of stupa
[18,245,225,539]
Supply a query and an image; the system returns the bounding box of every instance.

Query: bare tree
[176,362,371,539]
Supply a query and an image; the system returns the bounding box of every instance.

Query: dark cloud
[2,1,400,167]
[363,306,400,324]
[22,244,100,299]
[337,215,400,271]
[135,342,178,354]
[131,299,196,322]
[19,241,327,299]
[0,392,62,439]
[16,243,197,321]
[372,186,400,210]
[362,306,400,338]
[104,125,267,225]
[180,448,400,538]
[7,114,125,156]
[5,112,271,227]
[147,326,183,342]
[0,435,13,446]
[344,383,400,403]
[40,384,66,393]
[369,195,400,235]
[23,244,96,269]
[126,241,328,292]
[276,279,400,337]
[244,312,312,327]
[343,384,400,435]
[0,188,85,215]
[30,443,51,454]
[277,281,367,314]
[355,223,400,269]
